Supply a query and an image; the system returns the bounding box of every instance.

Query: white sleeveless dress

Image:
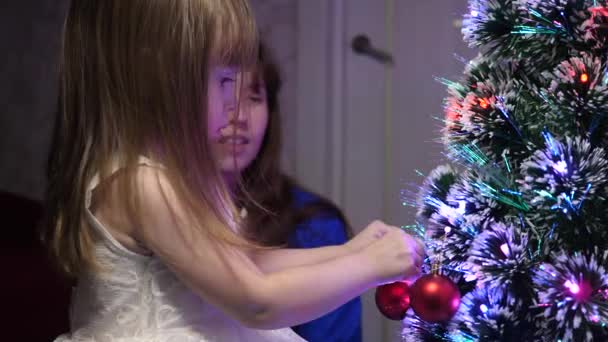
[55,158,306,342]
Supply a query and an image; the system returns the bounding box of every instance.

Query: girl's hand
[360,226,425,284]
[345,220,393,253]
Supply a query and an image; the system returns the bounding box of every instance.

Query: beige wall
[250,0,299,176]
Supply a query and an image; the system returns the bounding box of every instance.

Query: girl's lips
[218,135,250,145]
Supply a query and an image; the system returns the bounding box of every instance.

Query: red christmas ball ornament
[375,281,411,320]
[410,274,461,323]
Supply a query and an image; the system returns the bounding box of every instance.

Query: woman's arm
[286,213,363,341]
[250,219,392,273]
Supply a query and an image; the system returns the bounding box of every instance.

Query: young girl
[44,1,424,341]
[221,43,361,341]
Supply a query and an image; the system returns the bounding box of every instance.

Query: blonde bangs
[209,0,258,68]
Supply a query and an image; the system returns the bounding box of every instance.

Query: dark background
[1,2,80,340]
[0,1,68,200]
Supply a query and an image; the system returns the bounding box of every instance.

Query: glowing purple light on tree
[553,160,568,175]
[500,243,510,257]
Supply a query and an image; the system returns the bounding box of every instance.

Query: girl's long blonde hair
[44,0,258,277]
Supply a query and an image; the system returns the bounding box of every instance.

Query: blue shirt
[287,187,362,342]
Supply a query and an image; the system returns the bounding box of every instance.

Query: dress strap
[84,156,162,258]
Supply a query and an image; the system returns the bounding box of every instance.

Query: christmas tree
[405,1,608,341]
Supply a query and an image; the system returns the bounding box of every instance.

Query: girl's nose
[227,101,249,129]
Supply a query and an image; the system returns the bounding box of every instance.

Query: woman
[215,43,362,341]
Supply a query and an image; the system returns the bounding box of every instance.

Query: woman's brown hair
[44,0,258,277]
[236,44,353,246]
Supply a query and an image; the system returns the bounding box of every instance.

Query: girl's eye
[249,95,263,103]
[221,77,236,87]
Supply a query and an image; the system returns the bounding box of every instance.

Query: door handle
[351,34,394,66]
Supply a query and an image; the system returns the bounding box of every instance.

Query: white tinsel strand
[418,170,506,280]
[545,54,604,93]
[467,222,536,301]
[464,0,606,70]
[538,54,608,141]
[533,249,608,341]
[427,173,511,284]
[462,0,522,49]
[443,75,540,165]
[416,165,460,224]
[414,166,481,284]
[449,286,537,341]
[580,2,608,50]
[519,136,608,240]
[522,136,608,203]
[446,172,503,226]
[517,0,567,13]
[521,0,608,50]
[401,310,451,342]
[427,224,477,285]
